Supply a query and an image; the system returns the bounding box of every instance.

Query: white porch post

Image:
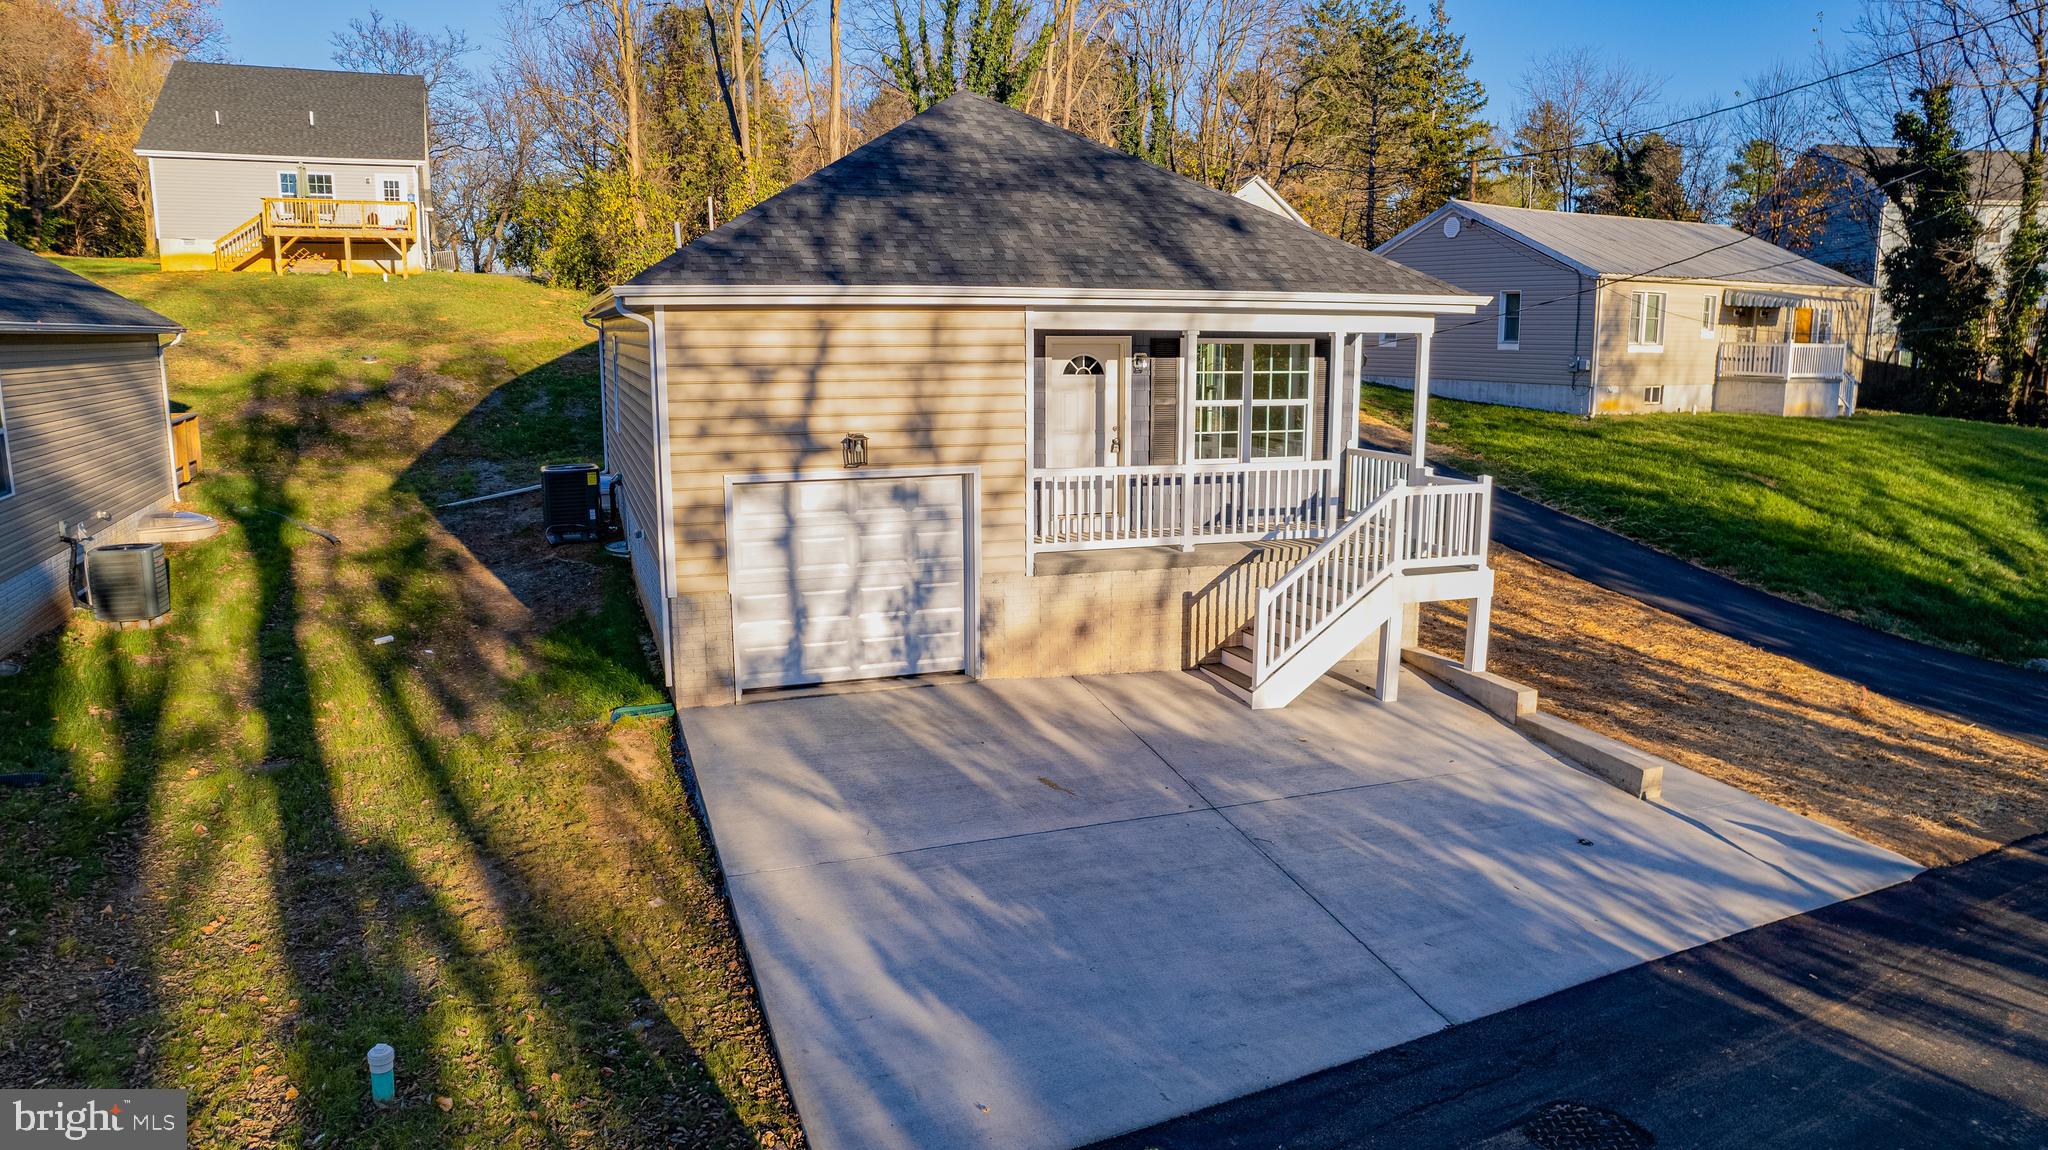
[1464,597,1491,673]
[1024,313,1037,575]
[1375,615,1401,703]
[1410,327,1433,473]
[1179,327,1197,550]
[1327,328,1343,529]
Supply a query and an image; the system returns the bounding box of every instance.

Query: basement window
[1643,385,1665,405]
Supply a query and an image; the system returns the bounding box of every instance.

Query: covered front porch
[1714,288,1851,382]
[1019,308,1496,708]
[1024,312,1483,564]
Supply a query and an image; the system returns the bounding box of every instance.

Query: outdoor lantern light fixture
[1131,352,1151,373]
[841,432,869,468]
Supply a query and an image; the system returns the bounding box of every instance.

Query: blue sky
[211,0,1837,121]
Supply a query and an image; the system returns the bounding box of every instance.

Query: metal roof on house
[626,93,1470,299]
[0,240,181,334]
[1388,200,1869,289]
[136,61,427,161]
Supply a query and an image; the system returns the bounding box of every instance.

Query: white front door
[728,474,971,690]
[1044,337,1126,468]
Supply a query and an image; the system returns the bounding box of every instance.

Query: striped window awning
[1722,289,1831,310]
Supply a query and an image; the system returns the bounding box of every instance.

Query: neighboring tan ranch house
[1371,201,1877,418]
[588,93,1500,710]
[136,61,431,277]
[0,240,185,656]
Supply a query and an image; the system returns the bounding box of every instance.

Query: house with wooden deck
[0,240,187,655]
[588,93,1495,710]
[1371,201,1876,417]
[136,61,430,277]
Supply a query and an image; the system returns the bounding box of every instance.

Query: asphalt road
[1090,835,2048,1150]
[1405,452,2048,746]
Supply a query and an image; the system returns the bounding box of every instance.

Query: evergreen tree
[1877,85,1994,416]
[1407,0,1488,219]
[1582,132,1687,218]
[884,0,1052,112]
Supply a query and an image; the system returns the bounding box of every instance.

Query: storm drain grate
[1520,1101,1656,1150]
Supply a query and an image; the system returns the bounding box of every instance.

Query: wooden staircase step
[1194,660,1254,701]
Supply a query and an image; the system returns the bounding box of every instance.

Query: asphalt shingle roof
[1439,201,1869,289]
[628,93,1469,298]
[0,240,181,334]
[1813,144,2028,203]
[137,61,427,161]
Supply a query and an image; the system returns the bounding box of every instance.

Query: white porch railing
[1788,342,1847,378]
[1343,446,1416,513]
[1717,341,1848,379]
[1031,459,1337,552]
[1252,476,1493,680]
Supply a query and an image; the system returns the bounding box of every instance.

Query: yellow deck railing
[260,196,418,239]
[213,197,419,277]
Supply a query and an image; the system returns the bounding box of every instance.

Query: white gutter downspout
[605,295,677,690]
[158,332,184,501]
[579,314,611,470]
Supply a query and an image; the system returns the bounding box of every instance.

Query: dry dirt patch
[1423,548,2048,866]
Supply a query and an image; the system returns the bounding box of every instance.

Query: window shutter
[1148,336,1180,464]
[1311,339,1330,461]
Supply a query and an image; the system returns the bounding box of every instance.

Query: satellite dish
[1443,215,1462,239]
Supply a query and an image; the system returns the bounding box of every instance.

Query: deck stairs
[1197,477,1494,709]
[215,214,266,271]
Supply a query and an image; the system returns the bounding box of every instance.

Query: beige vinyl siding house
[136,62,431,274]
[1372,201,1877,417]
[0,243,185,656]
[590,94,1498,711]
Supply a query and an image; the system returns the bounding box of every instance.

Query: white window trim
[276,170,299,197]
[1195,338,1316,462]
[305,172,337,198]
[1699,294,1717,339]
[1496,290,1522,351]
[1628,290,1667,353]
[1643,385,1666,405]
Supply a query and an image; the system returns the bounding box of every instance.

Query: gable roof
[0,241,181,335]
[626,93,1469,300]
[1385,200,1868,289]
[1233,175,1307,225]
[1811,144,2028,203]
[136,61,427,162]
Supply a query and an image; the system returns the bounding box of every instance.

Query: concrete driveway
[684,667,1919,1150]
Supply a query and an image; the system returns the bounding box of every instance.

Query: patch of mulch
[1422,547,2048,866]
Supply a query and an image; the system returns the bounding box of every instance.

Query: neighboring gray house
[1802,145,2038,359]
[1370,201,1875,417]
[0,240,185,656]
[136,61,431,275]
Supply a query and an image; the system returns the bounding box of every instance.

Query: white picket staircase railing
[1200,473,1494,709]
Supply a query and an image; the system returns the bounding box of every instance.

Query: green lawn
[1361,384,2048,664]
[0,261,800,1147]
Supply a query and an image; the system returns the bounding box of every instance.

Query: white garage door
[729,474,970,690]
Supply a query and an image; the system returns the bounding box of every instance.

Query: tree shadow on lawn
[210,343,789,1146]
[1,335,793,1147]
